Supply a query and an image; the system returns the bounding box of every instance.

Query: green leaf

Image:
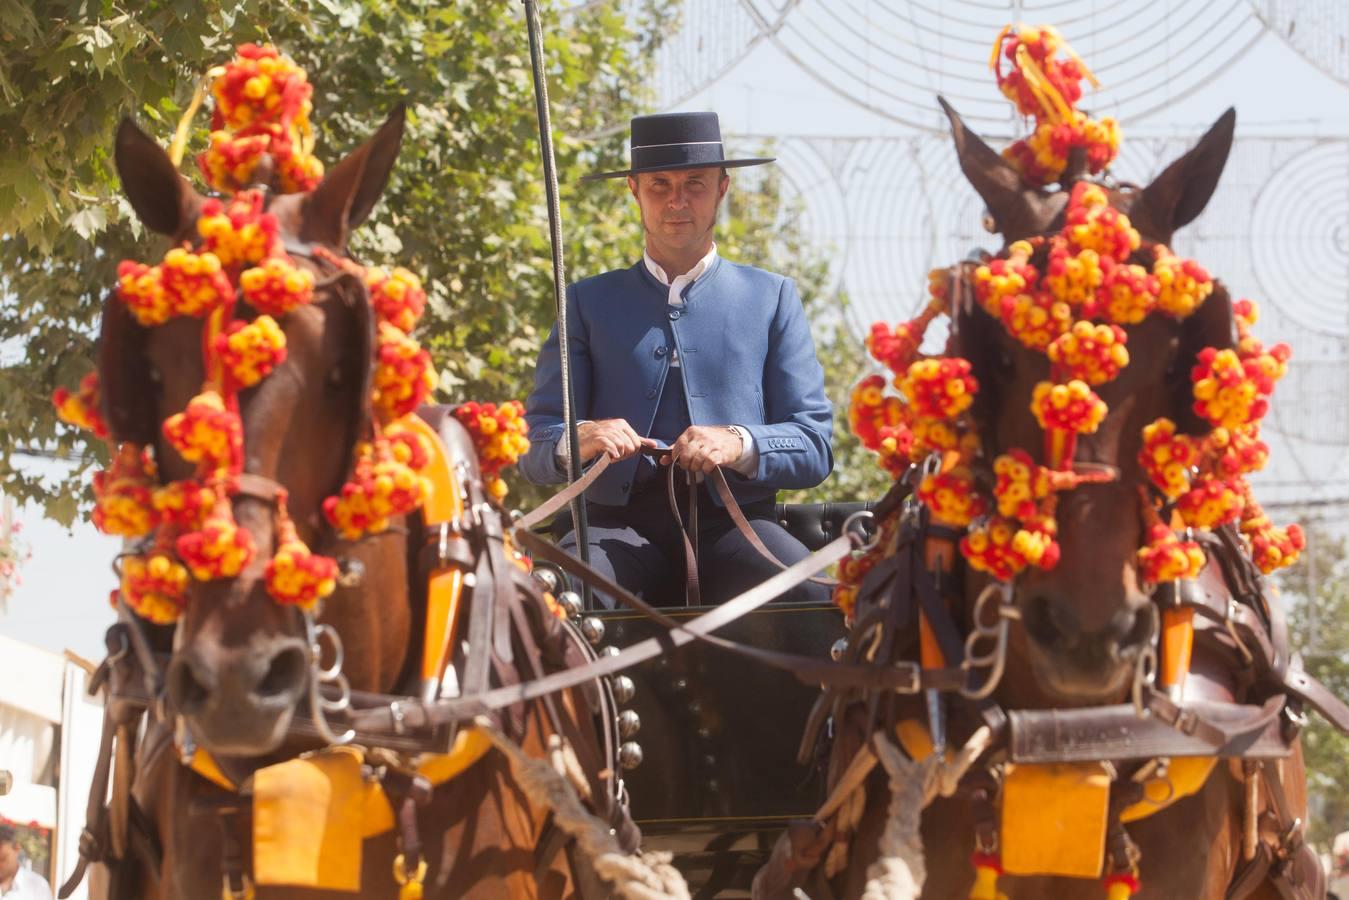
[66,206,108,241]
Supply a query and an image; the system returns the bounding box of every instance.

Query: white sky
[4,2,1349,660]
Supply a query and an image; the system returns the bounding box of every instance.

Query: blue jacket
[520,257,833,506]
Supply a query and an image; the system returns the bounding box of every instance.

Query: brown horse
[91,111,640,900]
[757,101,1324,900]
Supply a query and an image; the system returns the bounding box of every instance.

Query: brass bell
[580,616,606,645]
[532,568,559,592]
[618,741,644,770]
[556,591,583,619]
[830,637,848,661]
[611,675,635,704]
[600,645,622,659]
[616,709,641,738]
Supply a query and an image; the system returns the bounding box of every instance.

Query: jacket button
[646,389,657,399]
[621,481,630,491]
[668,309,681,320]
[655,346,667,357]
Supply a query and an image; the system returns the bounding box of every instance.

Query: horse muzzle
[167,635,310,754]
[1019,588,1157,702]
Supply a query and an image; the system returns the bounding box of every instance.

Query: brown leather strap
[665,464,701,606]
[1007,697,1290,763]
[344,530,923,734]
[232,472,285,505]
[515,454,611,533]
[708,468,838,587]
[1281,666,1349,734]
[58,707,117,898]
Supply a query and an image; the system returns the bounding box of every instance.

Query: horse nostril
[167,654,213,716]
[254,644,308,701]
[1022,592,1081,650]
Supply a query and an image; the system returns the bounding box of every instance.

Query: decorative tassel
[214,315,287,388]
[176,498,255,581]
[264,494,337,610]
[372,322,437,422]
[162,390,244,472]
[52,371,110,439]
[969,852,1007,900]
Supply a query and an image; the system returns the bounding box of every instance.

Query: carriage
[42,17,1349,900]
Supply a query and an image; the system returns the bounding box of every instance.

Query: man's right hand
[577,419,655,463]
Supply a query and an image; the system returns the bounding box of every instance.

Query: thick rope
[859,738,939,900]
[476,719,690,900]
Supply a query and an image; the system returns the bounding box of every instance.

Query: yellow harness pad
[1119,756,1217,823]
[1000,761,1111,879]
[252,747,394,891]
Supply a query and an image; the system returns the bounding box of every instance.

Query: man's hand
[577,419,654,463]
[665,425,744,475]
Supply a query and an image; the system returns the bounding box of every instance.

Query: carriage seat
[544,500,876,551]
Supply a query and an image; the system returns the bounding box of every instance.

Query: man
[0,824,52,900]
[520,111,833,607]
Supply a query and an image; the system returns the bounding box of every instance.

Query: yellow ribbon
[168,66,226,167]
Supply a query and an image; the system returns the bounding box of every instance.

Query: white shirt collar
[643,243,717,288]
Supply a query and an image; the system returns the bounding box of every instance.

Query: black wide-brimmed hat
[581,111,775,182]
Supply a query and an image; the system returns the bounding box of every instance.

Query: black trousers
[558,483,831,609]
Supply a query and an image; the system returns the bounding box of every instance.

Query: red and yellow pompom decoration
[372,322,436,422]
[1064,183,1139,263]
[176,499,255,581]
[1031,379,1105,433]
[214,315,287,388]
[452,400,530,501]
[367,266,428,333]
[197,191,279,269]
[163,391,243,472]
[1242,507,1305,575]
[990,25,1118,186]
[92,445,159,538]
[1138,418,1200,499]
[999,288,1073,351]
[1097,262,1157,325]
[1047,321,1128,385]
[198,43,322,194]
[973,241,1038,318]
[152,479,218,531]
[848,375,914,476]
[1137,524,1206,584]
[264,498,337,609]
[1176,477,1245,529]
[1190,347,1282,431]
[385,424,434,472]
[961,516,1059,581]
[323,439,430,541]
[917,466,985,527]
[899,358,978,421]
[1211,426,1269,479]
[120,550,189,625]
[52,372,109,439]
[161,247,233,317]
[240,257,315,316]
[1043,241,1103,309]
[117,260,172,326]
[992,450,1052,520]
[1153,246,1213,318]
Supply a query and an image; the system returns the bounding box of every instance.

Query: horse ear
[115,119,204,237]
[97,293,158,446]
[1141,108,1235,238]
[301,104,406,248]
[939,96,1027,235]
[1171,282,1236,437]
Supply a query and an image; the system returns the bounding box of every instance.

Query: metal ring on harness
[960,581,1013,700]
[843,509,880,553]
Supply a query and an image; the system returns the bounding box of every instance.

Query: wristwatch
[723,424,747,455]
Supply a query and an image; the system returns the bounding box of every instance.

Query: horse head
[99,109,408,755]
[940,98,1239,704]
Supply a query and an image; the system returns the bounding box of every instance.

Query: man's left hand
[664,425,743,475]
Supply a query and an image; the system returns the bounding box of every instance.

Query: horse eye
[325,366,344,390]
[982,211,997,233]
